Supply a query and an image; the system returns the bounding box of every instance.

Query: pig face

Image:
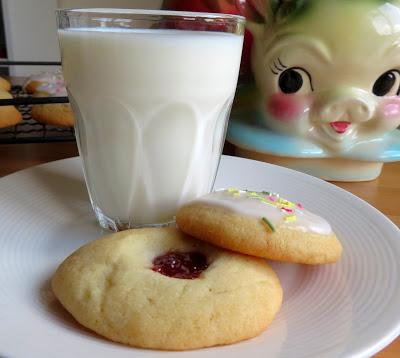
[251,0,400,152]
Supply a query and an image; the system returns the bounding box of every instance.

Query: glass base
[93,205,175,232]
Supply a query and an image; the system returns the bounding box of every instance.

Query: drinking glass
[56,9,245,231]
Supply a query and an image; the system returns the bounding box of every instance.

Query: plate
[0,156,399,358]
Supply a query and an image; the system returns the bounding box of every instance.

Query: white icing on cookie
[23,70,66,96]
[25,70,63,84]
[36,82,68,97]
[191,189,333,235]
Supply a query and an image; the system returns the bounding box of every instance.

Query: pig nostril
[320,103,341,120]
[350,102,372,121]
[355,107,364,116]
[358,104,368,114]
[321,108,332,119]
[361,103,371,115]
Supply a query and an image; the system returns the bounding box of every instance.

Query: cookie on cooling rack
[23,70,63,94]
[31,83,74,128]
[52,227,283,351]
[0,91,22,129]
[0,77,11,92]
[24,70,73,128]
[176,189,343,265]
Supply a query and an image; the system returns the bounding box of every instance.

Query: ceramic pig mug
[228,0,400,181]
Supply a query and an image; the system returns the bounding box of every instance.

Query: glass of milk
[56,9,245,231]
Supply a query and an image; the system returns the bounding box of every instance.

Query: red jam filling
[152,251,209,279]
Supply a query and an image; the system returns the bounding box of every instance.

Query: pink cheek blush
[381,99,400,119]
[267,93,309,122]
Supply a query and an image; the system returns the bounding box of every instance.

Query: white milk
[58,28,243,226]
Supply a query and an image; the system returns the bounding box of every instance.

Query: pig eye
[373,70,400,96]
[278,68,313,94]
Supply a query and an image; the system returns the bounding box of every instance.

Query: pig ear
[270,0,311,24]
[247,0,292,23]
[235,0,267,38]
[235,0,267,23]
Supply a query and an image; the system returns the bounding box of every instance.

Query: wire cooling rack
[0,60,75,144]
[0,85,75,144]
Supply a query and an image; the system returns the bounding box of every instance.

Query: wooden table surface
[0,141,399,357]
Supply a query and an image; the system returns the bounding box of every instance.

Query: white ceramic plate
[0,156,399,358]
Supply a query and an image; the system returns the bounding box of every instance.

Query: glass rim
[56,8,246,24]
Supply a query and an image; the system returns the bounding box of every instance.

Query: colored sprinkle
[226,190,301,224]
[284,215,297,223]
[279,199,295,207]
[248,196,261,200]
[261,199,277,207]
[281,207,294,214]
[228,188,241,196]
[262,217,276,232]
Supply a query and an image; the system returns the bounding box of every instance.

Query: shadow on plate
[29,165,90,217]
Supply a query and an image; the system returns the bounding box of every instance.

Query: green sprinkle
[227,188,241,196]
[284,215,297,223]
[262,217,276,232]
[260,199,277,207]
[279,199,295,207]
[228,187,240,193]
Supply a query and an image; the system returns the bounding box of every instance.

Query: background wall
[2,0,163,76]
[2,0,59,76]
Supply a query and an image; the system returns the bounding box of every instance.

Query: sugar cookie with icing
[52,227,283,350]
[23,70,64,94]
[176,189,342,264]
